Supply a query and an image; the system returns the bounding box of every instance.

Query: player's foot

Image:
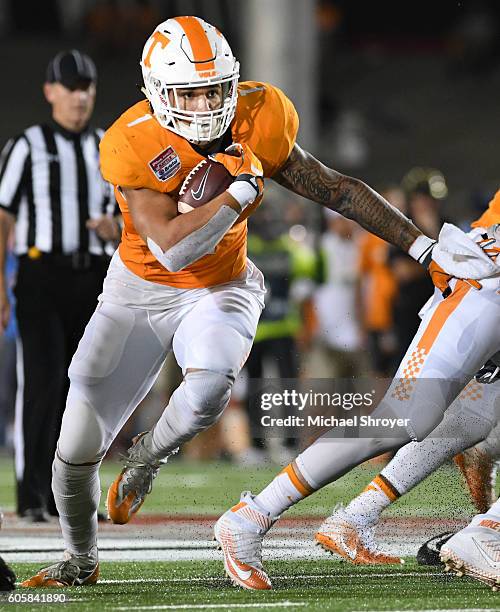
[441,514,500,590]
[454,447,496,514]
[21,547,99,587]
[107,432,175,525]
[416,531,455,566]
[315,504,403,565]
[214,491,276,590]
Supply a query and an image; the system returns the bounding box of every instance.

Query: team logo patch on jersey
[149,146,181,182]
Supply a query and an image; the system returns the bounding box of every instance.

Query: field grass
[6,559,499,611]
[2,456,497,610]
[0,456,479,519]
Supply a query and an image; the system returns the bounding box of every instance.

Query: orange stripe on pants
[417,281,471,353]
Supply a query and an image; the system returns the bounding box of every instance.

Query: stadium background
[0,1,500,609]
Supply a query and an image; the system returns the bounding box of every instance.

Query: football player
[313,365,499,566]
[20,16,491,588]
[214,197,499,589]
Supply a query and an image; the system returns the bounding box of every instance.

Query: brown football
[178,158,233,213]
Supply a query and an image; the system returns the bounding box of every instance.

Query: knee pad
[182,369,232,427]
[57,386,108,464]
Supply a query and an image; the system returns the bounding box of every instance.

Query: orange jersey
[471,189,500,228]
[100,81,299,288]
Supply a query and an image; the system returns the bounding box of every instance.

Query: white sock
[52,453,100,558]
[344,474,399,527]
[254,462,314,517]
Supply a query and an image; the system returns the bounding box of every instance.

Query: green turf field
[0,456,480,518]
[2,456,498,610]
[5,559,499,611]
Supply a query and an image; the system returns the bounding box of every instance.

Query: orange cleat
[21,550,99,587]
[214,492,276,590]
[107,432,174,525]
[315,505,403,565]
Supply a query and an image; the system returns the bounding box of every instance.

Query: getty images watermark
[247,379,413,439]
[260,388,408,429]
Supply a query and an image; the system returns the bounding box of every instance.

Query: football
[178,158,233,213]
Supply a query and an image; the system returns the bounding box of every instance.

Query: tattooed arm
[272,143,421,252]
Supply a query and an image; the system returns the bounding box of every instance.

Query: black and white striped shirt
[0,121,116,256]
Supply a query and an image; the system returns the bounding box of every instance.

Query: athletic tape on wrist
[226,178,259,210]
[408,235,436,267]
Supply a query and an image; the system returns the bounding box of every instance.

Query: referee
[0,50,119,522]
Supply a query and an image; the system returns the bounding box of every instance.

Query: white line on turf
[113,603,307,610]
[100,572,435,585]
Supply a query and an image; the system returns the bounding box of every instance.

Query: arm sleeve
[0,135,30,217]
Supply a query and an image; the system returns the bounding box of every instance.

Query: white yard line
[113,604,307,610]
[99,572,434,584]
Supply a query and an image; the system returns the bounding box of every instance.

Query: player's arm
[124,143,263,272]
[273,143,429,257]
[123,186,242,272]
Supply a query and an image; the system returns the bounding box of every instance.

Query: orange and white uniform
[60,82,299,463]
[289,197,499,492]
[383,194,500,440]
[100,81,298,289]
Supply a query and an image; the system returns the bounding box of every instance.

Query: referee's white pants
[57,253,265,464]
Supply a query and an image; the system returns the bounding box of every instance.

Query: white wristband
[408,235,436,266]
[226,180,258,210]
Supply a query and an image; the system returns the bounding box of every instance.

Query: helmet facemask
[143,67,239,143]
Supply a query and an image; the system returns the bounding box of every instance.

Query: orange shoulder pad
[232,81,299,178]
[99,100,191,194]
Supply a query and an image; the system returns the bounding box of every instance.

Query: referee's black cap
[46,50,97,90]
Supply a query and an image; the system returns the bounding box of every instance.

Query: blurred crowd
[0,168,494,467]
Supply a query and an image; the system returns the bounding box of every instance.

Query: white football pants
[57,252,265,464]
[296,275,500,490]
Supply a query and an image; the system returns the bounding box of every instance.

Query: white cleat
[440,513,500,590]
[214,491,276,590]
[315,504,403,565]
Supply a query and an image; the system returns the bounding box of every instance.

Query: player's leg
[215,281,500,588]
[316,380,499,564]
[144,282,263,455]
[22,301,172,587]
[107,274,265,525]
[455,407,500,513]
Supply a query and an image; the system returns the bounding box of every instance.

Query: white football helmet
[141,16,239,143]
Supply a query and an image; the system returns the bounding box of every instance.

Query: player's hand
[428,259,482,298]
[86,215,121,242]
[0,286,10,333]
[211,143,264,211]
[211,143,263,178]
[427,223,499,297]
